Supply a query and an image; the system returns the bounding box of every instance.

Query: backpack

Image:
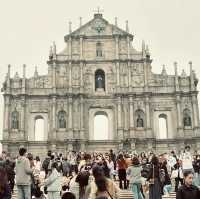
[42,158,50,171]
[159,168,165,184]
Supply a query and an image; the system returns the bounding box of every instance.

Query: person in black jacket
[176,170,200,199]
[147,155,162,199]
[0,166,11,199]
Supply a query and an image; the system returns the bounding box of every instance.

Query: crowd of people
[0,146,200,199]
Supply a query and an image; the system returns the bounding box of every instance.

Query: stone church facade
[1,13,200,156]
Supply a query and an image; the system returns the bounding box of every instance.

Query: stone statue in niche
[136,114,144,128]
[58,111,66,128]
[11,109,19,129]
[96,76,103,88]
[183,114,192,127]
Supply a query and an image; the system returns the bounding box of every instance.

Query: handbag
[171,169,178,179]
[149,165,155,185]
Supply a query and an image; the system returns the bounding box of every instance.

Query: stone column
[143,61,148,92]
[20,97,26,140]
[80,62,84,92]
[52,62,56,94]
[127,36,130,59]
[80,95,84,139]
[128,62,132,92]
[145,96,152,138]
[3,95,10,140]
[6,64,11,94]
[115,36,119,60]
[52,96,57,140]
[80,36,83,60]
[117,96,123,140]
[129,95,135,138]
[192,94,200,136]
[68,37,72,59]
[176,95,183,137]
[22,64,26,94]
[68,96,73,139]
[69,62,72,92]
[116,62,120,92]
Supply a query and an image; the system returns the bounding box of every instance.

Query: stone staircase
[12,189,134,199]
[162,192,176,199]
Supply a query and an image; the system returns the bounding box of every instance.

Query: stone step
[120,190,134,199]
[162,192,176,199]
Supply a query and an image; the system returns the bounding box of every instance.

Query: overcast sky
[0,0,200,142]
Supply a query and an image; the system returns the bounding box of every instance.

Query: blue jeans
[193,173,200,187]
[163,184,172,194]
[17,185,31,199]
[131,183,144,199]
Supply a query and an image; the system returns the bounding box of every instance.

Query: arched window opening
[11,109,19,129]
[158,114,168,139]
[95,69,105,91]
[96,42,103,57]
[34,116,45,141]
[58,110,66,129]
[94,112,108,140]
[135,109,145,128]
[183,109,192,127]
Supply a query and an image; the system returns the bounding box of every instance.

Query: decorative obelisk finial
[79,17,82,27]
[126,20,129,33]
[69,21,72,33]
[115,17,118,26]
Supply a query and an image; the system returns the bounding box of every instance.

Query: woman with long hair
[127,157,144,199]
[89,165,120,199]
[147,155,162,199]
[0,166,11,199]
[73,170,90,199]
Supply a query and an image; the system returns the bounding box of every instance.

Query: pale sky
[0,0,200,145]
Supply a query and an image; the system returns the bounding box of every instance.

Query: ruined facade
[1,13,200,156]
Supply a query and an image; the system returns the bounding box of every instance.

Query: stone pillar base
[131,141,136,150]
[67,143,73,151]
[118,142,123,151]
[117,129,124,140]
[51,144,57,152]
[146,128,153,138]
[80,142,86,152]
[68,129,73,139]
[2,144,8,152]
[194,127,200,137]
[177,128,184,138]
[129,128,135,138]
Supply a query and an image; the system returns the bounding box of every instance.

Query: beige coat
[88,178,120,199]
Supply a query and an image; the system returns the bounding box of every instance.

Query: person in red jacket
[176,170,200,199]
[117,154,128,189]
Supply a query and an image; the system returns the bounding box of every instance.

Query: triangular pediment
[64,14,133,40]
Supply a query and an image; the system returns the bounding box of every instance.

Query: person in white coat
[45,162,62,199]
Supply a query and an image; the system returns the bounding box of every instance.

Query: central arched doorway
[93,111,109,140]
[34,116,45,141]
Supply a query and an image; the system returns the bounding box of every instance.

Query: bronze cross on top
[94,6,104,14]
